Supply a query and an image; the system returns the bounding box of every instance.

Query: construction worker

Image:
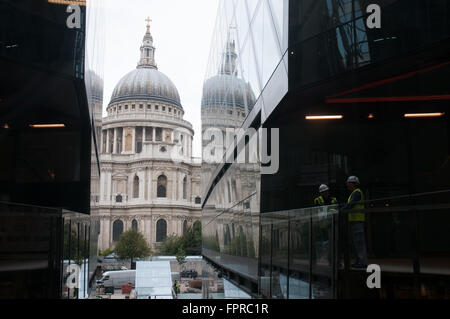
[314,184,337,265]
[342,176,368,268]
[314,184,338,206]
[173,280,180,296]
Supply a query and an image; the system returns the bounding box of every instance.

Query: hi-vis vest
[348,188,365,222]
[314,196,338,206]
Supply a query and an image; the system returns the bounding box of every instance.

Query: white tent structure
[135,261,173,299]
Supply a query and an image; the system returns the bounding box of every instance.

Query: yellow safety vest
[314,196,338,206]
[348,188,365,222]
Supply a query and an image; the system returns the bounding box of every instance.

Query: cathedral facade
[96,21,201,252]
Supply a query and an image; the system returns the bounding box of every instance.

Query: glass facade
[202,0,289,298]
[203,0,450,299]
[0,0,104,298]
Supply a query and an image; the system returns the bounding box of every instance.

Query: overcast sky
[103,0,219,158]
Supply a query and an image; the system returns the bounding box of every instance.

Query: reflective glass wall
[0,0,104,298]
[259,0,450,298]
[202,0,289,297]
[201,0,289,198]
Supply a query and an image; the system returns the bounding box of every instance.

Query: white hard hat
[347,176,360,184]
[319,184,330,193]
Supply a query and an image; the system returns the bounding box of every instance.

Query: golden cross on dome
[145,17,152,32]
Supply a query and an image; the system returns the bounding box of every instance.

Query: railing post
[309,209,313,299]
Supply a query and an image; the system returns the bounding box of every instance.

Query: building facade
[202,0,450,299]
[0,0,105,299]
[97,22,202,252]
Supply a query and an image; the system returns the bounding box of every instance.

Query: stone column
[107,171,112,204]
[132,127,136,154]
[171,171,176,201]
[106,129,111,154]
[113,128,118,154]
[100,130,104,153]
[122,128,126,154]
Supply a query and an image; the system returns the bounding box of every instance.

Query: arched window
[183,177,187,200]
[132,219,138,231]
[183,220,188,235]
[156,219,167,242]
[157,175,167,198]
[112,220,124,242]
[133,175,139,199]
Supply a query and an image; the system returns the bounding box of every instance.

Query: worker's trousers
[350,222,367,265]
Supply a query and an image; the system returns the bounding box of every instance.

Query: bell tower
[138,17,157,69]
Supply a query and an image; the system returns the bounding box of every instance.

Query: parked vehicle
[180,270,198,278]
[97,270,136,288]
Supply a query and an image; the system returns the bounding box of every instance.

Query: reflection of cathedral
[96,21,201,251]
[201,38,256,196]
[201,33,261,275]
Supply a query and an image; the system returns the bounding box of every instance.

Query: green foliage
[114,229,151,261]
[158,235,184,255]
[99,248,113,257]
[222,227,256,258]
[158,221,202,255]
[176,248,186,267]
[63,224,89,264]
[203,232,220,253]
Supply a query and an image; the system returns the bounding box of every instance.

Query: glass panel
[288,211,311,299]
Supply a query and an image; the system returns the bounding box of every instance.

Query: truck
[97,270,136,289]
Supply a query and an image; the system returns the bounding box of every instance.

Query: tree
[158,235,184,255]
[176,248,187,271]
[158,221,202,255]
[183,221,202,255]
[114,229,151,266]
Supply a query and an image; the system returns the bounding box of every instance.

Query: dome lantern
[138,17,157,69]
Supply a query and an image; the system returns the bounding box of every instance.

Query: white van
[98,270,136,289]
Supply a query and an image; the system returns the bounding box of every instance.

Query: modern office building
[202,0,450,299]
[97,21,202,252]
[0,0,105,298]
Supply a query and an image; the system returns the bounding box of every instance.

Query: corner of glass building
[201,0,450,299]
[0,0,105,299]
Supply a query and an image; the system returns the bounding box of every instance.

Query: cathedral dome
[86,70,104,102]
[201,73,255,111]
[109,19,182,108]
[110,68,181,107]
[201,40,255,112]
